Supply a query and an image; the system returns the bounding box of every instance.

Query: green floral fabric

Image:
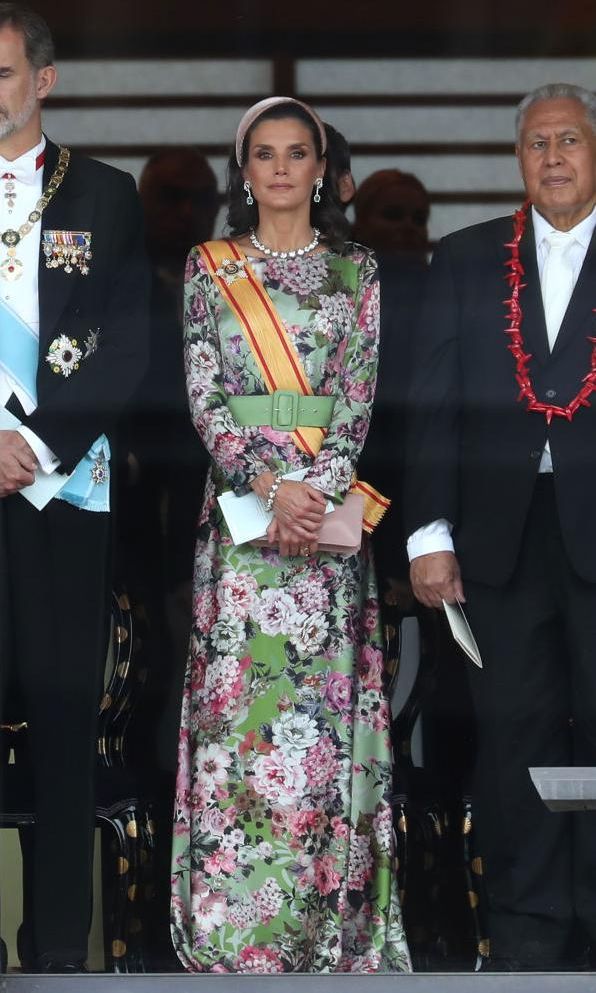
[171,244,411,974]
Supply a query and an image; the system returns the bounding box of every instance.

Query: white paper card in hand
[0,406,72,510]
[530,767,596,811]
[442,598,482,668]
[18,466,72,510]
[217,488,272,545]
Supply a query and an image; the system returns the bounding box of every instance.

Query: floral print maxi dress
[171,242,411,974]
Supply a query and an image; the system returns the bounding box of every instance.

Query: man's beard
[0,78,38,142]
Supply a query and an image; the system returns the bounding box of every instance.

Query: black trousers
[0,492,110,965]
[464,475,596,966]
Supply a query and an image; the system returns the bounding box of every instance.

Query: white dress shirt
[0,134,59,472]
[407,204,596,562]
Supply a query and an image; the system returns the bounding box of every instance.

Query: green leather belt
[227,390,335,432]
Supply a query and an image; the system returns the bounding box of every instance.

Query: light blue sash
[0,298,110,512]
[0,298,38,406]
[57,433,111,512]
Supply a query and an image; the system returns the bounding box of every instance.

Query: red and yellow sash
[198,239,389,532]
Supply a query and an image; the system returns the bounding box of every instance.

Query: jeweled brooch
[90,455,108,485]
[215,258,247,285]
[45,334,82,377]
[83,329,99,358]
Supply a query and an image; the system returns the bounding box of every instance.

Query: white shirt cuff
[407,518,454,561]
[17,427,60,475]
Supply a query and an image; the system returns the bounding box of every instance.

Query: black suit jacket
[20,139,149,474]
[405,212,596,585]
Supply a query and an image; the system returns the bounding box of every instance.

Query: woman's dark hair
[0,3,54,69]
[324,123,351,180]
[226,103,350,252]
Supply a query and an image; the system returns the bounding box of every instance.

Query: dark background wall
[43,0,596,58]
[37,2,596,247]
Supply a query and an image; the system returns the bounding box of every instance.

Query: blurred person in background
[353,168,430,265]
[355,168,430,587]
[122,148,217,753]
[140,148,220,277]
[118,148,217,967]
[323,122,356,209]
[354,164,477,966]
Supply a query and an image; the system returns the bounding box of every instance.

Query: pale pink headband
[235,96,327,167]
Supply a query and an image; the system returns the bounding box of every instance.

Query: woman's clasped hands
[252,471,326,556]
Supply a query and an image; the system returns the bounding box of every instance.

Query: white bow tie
[0,164,38,185]
[0,148,45,186]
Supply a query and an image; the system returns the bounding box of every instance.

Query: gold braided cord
[1,145,70,249]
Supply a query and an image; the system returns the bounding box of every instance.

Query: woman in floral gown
[171,97,411,974]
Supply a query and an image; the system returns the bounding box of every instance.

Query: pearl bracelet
[265,473,282,512]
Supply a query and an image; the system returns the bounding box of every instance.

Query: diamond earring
[313,178,323,203]
[243,180,254,206]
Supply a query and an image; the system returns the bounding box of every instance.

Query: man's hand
[410,550,465,609]
[0,430,37,497]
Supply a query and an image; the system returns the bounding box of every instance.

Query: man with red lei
[405,83,596,971]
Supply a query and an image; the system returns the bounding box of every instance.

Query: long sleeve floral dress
[170,242,411,974]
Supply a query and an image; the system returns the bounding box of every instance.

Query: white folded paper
[0,406,72,510]
[530,767,596,811]
[442,598,483,668]
[218,468,334,546]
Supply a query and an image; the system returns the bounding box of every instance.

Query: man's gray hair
[515,83,596,143]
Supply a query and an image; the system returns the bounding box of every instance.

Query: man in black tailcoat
[0,3,148,971]
[405,83,596,970]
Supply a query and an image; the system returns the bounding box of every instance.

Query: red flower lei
[504,199,596,424]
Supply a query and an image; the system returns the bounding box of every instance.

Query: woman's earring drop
[244,180,254,206]
[313,178,323,203]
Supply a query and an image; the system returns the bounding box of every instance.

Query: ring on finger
[300,545,311,557]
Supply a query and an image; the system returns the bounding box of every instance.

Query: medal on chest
[0,226,25,281]
[42,229,92,274]
[2,172,16,212]
[0,146,70,281]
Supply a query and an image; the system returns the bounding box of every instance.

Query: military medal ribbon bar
[42,230,92,275]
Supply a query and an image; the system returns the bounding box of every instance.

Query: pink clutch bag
[255,493,364,556]
[315,493,364,554]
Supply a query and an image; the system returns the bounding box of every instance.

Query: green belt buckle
[271,389,300,431]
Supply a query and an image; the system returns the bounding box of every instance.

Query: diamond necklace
[0,145,70,281]
[249,226,320,259]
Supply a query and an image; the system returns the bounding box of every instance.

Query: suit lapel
[38,139,88,345]
[518,214,550,366]
[551,224,596,359]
